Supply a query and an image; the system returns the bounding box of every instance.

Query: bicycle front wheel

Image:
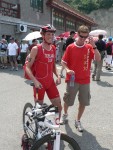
[31,133,81,150]
[23,102,37,139]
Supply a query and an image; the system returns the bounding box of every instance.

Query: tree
[64,0,113,14]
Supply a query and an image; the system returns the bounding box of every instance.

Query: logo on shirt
[83,49,90,71]
[44,54,54,62]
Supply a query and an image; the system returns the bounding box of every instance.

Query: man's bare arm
[25,46,38,82]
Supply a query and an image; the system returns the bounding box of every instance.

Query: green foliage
[63,0,113,14]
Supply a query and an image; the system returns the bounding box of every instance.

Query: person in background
[25,25,62,115]
[15,39,21,64]
[92,34,106,81]
[60,25,101,132]
[29,39,38,51]
[105,36,113,70]
[20,40,29,66]
[56,37,65,65]
[7,37,19,71]
[1,34,7,40]
[0,39,8,68]
[60,31,76,78]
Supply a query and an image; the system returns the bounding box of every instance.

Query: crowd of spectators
[0,35,39,71]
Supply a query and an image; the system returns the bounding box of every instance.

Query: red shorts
[33,80,60,102]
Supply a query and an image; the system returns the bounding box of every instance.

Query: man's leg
[75,103,85,132]
[92,60,97,80]
[4,56,7,68]
[9,56,14,70]
[60,82,78,124]
[64,102,68,114]
[50,97,62,117]
[33,86,45,105]
[13,56,18,70]
[75,84,90,132]
[46,81,62,117]
[76,103,85,121]
[96,59,103,80]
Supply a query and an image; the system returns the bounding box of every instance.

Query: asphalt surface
[0,64,113,150]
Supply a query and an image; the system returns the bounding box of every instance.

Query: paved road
[0,65,113,150]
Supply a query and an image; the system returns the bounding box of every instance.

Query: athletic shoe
[107,68,111,70]
[1,66,4,69]
[75,120,83,132]
[60,74,65,78]
[15,67,18,71]
[10,67,14,71]
[60,114,68,125]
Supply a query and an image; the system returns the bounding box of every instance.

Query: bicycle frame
[24,105,62,150]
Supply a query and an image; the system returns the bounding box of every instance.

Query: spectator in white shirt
[20,40,29,66]
[8,37,19,71]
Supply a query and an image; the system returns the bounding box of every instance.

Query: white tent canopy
[23,31,41,41]
[89,29,107,36]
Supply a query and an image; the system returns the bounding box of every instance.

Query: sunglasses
[79,34,88,39]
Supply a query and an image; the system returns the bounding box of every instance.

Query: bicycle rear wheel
[23,102,37,139]
[31,133,81,150]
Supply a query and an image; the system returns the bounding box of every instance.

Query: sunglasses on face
[79,34,88,39]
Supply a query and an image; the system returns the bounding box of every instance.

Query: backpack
[0,43,7,52]
[106,44,112,55]
[95,40,106,52]
[23,44,42,80]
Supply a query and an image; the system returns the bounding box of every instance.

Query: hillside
[88,7,113,37]
[64,0,113,37]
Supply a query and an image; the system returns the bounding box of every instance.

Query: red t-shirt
[62,43,94,84]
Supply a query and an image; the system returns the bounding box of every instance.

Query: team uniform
[62,42,94,106]
[33,45,59,101]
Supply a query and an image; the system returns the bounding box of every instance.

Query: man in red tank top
[25,25,62,114]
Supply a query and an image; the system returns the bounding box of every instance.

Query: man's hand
[34,80,43,89]
[88,36,96,47]
[66,69,75,75]
[56,76,61,86]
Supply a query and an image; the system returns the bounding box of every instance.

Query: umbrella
[89,29,107,36]
[23,31,41,41]
[58,31,78,39]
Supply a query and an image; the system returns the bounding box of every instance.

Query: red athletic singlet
[33,44,59,101]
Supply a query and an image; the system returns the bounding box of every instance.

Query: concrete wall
[20,0,51,26]
[0,0,52,41]
[3,0,18,4]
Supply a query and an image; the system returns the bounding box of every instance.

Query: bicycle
[22,83,81,150]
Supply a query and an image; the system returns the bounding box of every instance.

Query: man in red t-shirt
[60,25,101,132]
[25,25,62,114]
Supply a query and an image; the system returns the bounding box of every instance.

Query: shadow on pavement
[96,81,113,87]
[101,71,113,76]
[0,66,24,78]
[64,123,110,150]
